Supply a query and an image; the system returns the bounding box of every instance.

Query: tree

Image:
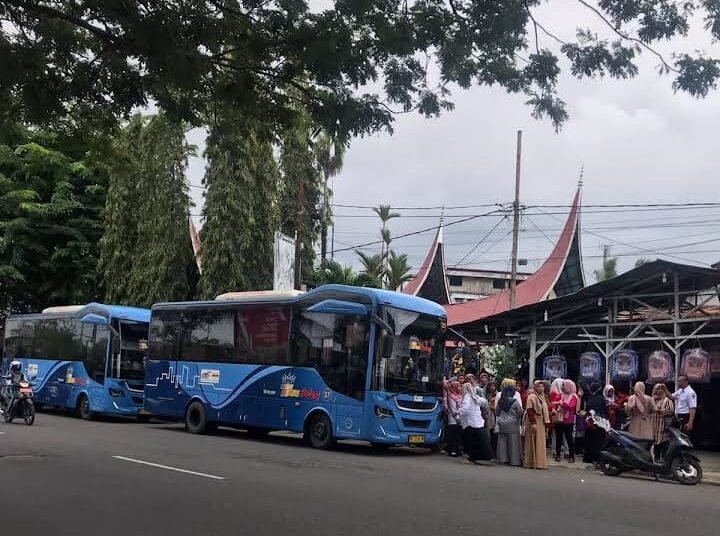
[315,133,345,262]
[278,111,323,287]
[3,1,718,138]
[373,204,401,286]
[594,245,618,282]
[635,258,652,268]
[0,141,105,314]
[97,116,145,304]
[479,344,526,381]
[306,259,381,288]
[386,251,414,291]
[99,114,198,307]
[199,116,279,297]
[356,252,385,280]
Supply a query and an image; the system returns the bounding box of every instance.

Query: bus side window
[149,311,181,361]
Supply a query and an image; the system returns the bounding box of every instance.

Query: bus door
[305,307,368,438]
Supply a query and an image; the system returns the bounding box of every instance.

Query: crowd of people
[441,372,699,469]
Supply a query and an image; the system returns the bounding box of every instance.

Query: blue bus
[2,303,151,420]
[144,285,447,449]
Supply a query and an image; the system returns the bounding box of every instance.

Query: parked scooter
[0,380,36,426]
[589,410,702,485]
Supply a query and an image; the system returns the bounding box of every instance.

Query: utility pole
[509,130,522,310]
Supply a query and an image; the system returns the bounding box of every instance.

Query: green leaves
[98,114,198,307]
[3,0,718,138]
[0,137,105,314]
[673,54,720,97]
[199,114,279,298]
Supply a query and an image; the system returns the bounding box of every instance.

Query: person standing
[445,380,463,457]
[523,381,550,470]
[554,379,578,463]
[485,381,498,454]
[604,385,622,429]
[459,382,492,463]
[496,384,523,466]
[583,382,607,465]
[671,375,698,434]
[652,384,674,449]
[627,381,655,440]
[574,384,588,457]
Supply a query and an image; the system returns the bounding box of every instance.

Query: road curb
[547,460,720,486]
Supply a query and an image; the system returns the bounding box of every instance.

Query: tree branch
[575,0,679,73]
[524,2,567,49]
[16,1,118,45]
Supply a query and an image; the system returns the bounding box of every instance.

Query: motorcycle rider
[1,361,27,415]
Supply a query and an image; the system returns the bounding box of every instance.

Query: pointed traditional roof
[446,189,585,326]
[402,225,452,305]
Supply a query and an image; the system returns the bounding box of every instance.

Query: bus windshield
[117,322,147,381]
[374,307,444,395]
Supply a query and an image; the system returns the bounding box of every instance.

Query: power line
[536,207,716,267]
[453,216,508,267]
[332,208,505,253]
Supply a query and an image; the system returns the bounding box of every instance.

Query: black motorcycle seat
[616,430,654,447]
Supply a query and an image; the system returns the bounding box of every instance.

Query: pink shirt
[559,395,578,424]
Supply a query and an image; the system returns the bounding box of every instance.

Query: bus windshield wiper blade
[384,385,422,399]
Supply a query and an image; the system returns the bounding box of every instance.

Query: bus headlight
[374,406,393,418]
[108,388,125,397]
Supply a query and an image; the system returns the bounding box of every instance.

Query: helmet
[9,361,21,374]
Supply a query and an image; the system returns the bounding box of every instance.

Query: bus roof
[154,284,446,318]
[8,303,150,324]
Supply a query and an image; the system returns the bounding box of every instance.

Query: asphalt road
[0,412,716,536]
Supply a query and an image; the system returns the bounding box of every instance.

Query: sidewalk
[548,450,720,486]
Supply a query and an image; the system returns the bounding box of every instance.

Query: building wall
[446,269,531,303]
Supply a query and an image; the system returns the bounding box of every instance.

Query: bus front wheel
[78,395,94,421]
[185,400,210,434]
[306,413,335,449]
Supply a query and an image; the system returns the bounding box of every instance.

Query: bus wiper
[384,385,423,399]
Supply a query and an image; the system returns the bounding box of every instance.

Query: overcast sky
[186,2,720,282]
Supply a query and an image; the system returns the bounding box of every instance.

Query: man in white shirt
[672,375,698,433]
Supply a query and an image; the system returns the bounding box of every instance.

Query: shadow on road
[151,424,434,458]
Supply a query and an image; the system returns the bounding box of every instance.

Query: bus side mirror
[80,313,108,326]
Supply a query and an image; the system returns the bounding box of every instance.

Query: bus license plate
[408,435,425,445]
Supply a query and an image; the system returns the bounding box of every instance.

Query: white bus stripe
[112,456,226,480]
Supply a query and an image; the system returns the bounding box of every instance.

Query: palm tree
[373,205,400,287]
[313,259,359,286]
[386,250,413,291]
[356,251,385,279]
[594,245,618,281]
[314,133,345,261]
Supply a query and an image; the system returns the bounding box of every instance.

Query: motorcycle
[0,381,36,426]
[589,410,702,485]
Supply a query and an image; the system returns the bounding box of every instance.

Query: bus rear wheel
[185,400,210,434]
[78,395,94,421]
[306,413,334,449]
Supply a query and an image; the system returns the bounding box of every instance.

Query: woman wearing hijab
[604,384,623,430]
[554,379,578,463]
[523,381,550,469]
[445,380,463,457]
[627,381,656,440]
[652,383,674,448]
[459,382,493,463]
[485,381,498,454]
[496,384,523,466]
[583,382,607,465]
[574,384,588,457]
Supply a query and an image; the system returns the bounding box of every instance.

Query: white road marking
[112,456,226,480]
